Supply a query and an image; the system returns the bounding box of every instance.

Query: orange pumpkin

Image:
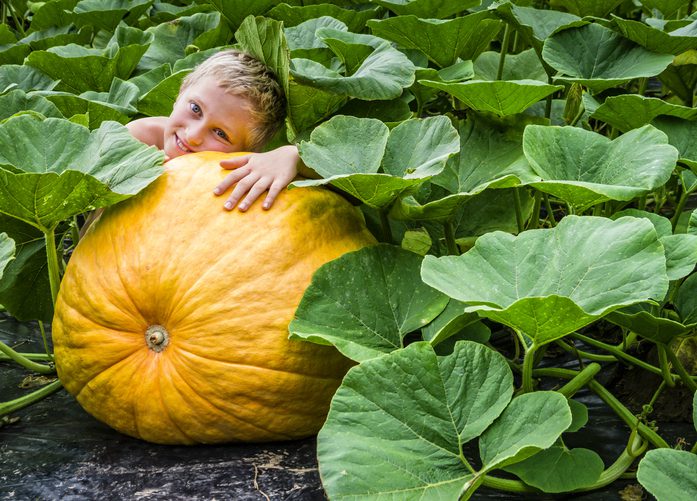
[52,151,375,444]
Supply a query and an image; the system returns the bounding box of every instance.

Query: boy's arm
[214,144,306,211]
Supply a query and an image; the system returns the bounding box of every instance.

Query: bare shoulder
[126,117,168,149]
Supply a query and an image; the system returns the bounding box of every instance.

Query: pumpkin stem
[145,325,170,352]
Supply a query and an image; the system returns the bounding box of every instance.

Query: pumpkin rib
[152,357,199,444]
[173,343,345,382]
[164,350,295,441]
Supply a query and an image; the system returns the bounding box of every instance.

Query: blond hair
[180,49,286,151]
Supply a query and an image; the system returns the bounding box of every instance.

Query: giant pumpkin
[52,151,375,444]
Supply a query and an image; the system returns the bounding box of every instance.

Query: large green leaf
[653,116,697,171]
[206,0,277,32]
[659,51,697,105]
[524,125,678,211]
[318,341,513,500]
[0,216,53,322]
[676,273,697,326]
[368,11,501,68]
[642,0,692,18]
[0,232,15,281]
[606,303,692,345]
[138,12,230,72]
[637,449,697,501]
[610,16,697,55]
[0,116,164,232]
[494,2,581,54]
[542,23,674,91]
[478,392,571,472]
[0,89,63,121]
[420,79,562,116]
[295,115,459,209]
[267,3,379,32]
[421,216,669,345]
[290,29,416,101]
[549,0,624,17]
[73,0,153,33]
[25,26,152,93]
[285,16,348,51]
[28,0,78,31]
[591,95,697,132]
[370,0,479,18]
[503,446,604,493]
[474,49,547,81]
[0,24,30,65]
[290,245,448,362]
[19,25,92,51]
[0,64,58,93]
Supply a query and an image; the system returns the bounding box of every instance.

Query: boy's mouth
[175,134,194,153]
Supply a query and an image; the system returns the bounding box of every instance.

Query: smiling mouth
[175,134,193,153]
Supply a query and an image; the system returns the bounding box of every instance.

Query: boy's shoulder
[126,116,169,149]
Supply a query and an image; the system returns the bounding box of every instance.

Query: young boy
[127,49,300,212]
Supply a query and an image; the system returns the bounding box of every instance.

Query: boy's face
[164,76,256,159]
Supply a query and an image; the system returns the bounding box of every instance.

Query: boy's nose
[186,127,203,146]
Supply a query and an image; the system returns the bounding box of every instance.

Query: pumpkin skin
[53,151,375,445]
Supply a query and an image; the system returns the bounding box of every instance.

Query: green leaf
[0,64,58,93]
[19,25,92,51]
[479,391,572,471]
[295,115,457,208]
[422,299,480,347]
[494,2,581,54]
[0,215,53,322]
[676,273,697,326]
[298,115,389,177]
[0,24,30,65]
[25,26,152,93]
[290,245,448,362]
[370,0,479,18]
[0,116,164,231]
[206,0,276,32]
[503,446,604,493]
[653,116,697,171]
[606,303,691,344]
[542,23,674,92]
[549,0,625,17]
[421,216,669,344]
[267,2,379,32]
[318,341,513,500]
[135,69,190,117]
[524,125,678,211]
[420,79,562,116]
[0,89,63,121]
[659,51,697,105]
[28,0,78,31]
[611,16,697,55]
[368,11,502,68]
[641,0,692,18]
[637,449,697,501]
[382,115,460,178]
[138,12,229,72]
[591,95,697,132]
[566,399,589,433]
[474,49,547,82]
[285,16,348,51]
[38,91,131,129]
[73,0,153,33]
[0,232,15,281]
[290,29,416,101]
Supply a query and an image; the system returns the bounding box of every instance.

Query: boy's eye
[190,102,201,114]
[214,129,229,140]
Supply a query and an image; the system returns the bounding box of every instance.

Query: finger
[237,181,272,212]
[262,182,286,210]
[213,168,251,195]
[220,154,252,170]
[223,176,260,210]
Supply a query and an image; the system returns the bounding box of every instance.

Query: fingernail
[224,202,233,210]
[213,188,221,195]
[239,204,248,211]
[263,203,270,210]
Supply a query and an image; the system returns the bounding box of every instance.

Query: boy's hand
[214,145,299,211]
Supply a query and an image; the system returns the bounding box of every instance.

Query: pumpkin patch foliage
[1,0,697,499]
